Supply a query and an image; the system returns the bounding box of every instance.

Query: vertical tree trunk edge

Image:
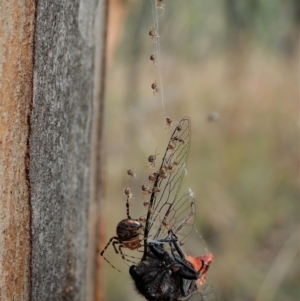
[0,0,108,300]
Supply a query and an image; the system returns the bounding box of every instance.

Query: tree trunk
[0,0,107,300]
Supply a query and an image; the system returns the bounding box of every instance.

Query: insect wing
[143,117,194,256]
[183,284,217,301]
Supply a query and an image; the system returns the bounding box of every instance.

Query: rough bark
[0,0,106,300]
[0,1,35,300]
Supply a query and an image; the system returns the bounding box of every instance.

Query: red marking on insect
[185,253,215,287]
[129,117,216,300]
[130,240,216,301]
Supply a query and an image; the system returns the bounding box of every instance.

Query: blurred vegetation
[102,1,299,301]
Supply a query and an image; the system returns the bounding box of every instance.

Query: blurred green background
[102,0,299,300]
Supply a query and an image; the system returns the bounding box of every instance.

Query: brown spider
[148,154,156,164]
[156,0,165,9]
[171,136,185,144]
[151,80,160,95]
[148,172,159,181]
[100,187,144,272]
[127,169,136,177]
[155,0,165,16]
[148,150,159,167]
[149,27,159,41]
[176,124,182,131]
[142,184,151,193]
[166,117,172,126]
[167,141,175,150]
[165,159,179,171]
[150,54,157,64]
[158,166,168,179]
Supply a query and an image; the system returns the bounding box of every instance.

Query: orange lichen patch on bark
[0,1,35,300]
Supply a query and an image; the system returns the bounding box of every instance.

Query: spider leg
[100,236,121,272]
[126,193,131,219]
[112,239,120,254]
[118,244,140,264]
[100,236,119,256]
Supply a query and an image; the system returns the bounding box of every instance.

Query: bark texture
[0,1,35,300]
[0,0,106,300]
[31,1,105,300]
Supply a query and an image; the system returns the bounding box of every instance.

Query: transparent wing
[183,284,217,301]
[143,117,195,257]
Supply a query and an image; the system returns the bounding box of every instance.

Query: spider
[156,0,165,9]
[130,117,215,300]
[149,27,159,42]
[151,80,160,95]
[155,0,165,16]
[101,118,199,276]
[166,117,173,127]
[148,150,159,167]
[141,117,193,257]
[150,54,157,65]
[127,169,136,177]
[100,187,144,272]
